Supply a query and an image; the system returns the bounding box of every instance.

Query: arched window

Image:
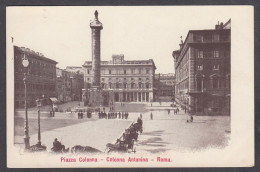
[139,83,142,89]
[116,83,119,89]
[197,78,202,90]
[146,83,150,89]
[131,83,135,89]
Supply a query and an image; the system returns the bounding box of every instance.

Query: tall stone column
[87,10,104,107]
[90,10,103,87]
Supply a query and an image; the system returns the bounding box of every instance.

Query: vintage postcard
[6,6,254,168]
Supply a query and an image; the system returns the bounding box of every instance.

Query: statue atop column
[94,10,98,20]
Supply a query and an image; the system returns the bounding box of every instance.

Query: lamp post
[22,53,30,150]
[32,95,47,151]
[35,97,42,146]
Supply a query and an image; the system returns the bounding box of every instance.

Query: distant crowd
[99,111,129,119]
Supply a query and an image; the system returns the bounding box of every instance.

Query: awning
[49,97,58,103]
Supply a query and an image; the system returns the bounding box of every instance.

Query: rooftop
[14,46,57,64]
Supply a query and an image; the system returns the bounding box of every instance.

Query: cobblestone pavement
[15,117,132,152]
[130,110,231,153]
[15,102,230,153]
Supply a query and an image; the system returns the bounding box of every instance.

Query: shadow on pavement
[143,148,171,154]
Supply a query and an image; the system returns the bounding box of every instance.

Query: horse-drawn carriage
[105,119,143,153]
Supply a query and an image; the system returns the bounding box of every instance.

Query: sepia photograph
[6,6,254,168]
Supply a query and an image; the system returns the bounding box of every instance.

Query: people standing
[150,112,153,120]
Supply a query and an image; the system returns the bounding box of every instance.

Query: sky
[7,6,232,74]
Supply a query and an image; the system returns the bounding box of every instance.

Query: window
[131,78,134,81]
[139,68,142,74]
[146,78,149,80]
[198,65,203,70]
[212,33,220,42]
[109,78,111,80]
[131,69,135,74]
[198,50,203,58]
[146,69,150,74]
[194,34,203,42]
[116,83,119,89]
[212,79,219,89]
[124,69,127,75]
[123,83,127,89]
[139,83,142,89]
[109,70,111,74]
[197,79,202,91]
[139,78,142,81]
[213,65,219,70]
[131,83,135,89]
[214,51,219,58]
[146,83,150,89]
[109,83,112,89]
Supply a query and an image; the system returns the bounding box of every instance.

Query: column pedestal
[88,86,104,107]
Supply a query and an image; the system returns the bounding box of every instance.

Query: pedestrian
[177,107,179,113]
[168,109,170,114]
[151,103,152,107]
[140,113,142,119]
[150,112,153,120]
[78,112,80,119]
[81,112,83,119]
[119,112,121,119]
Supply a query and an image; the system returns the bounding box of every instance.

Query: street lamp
[35,97,42,146]
[33,95,47,151]
[22,53,30,150]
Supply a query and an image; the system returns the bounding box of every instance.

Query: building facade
[56,67,84,102]
[154,73,175,101]
[14,46,57,108]
[65,66,84,75]
[172,19,231,115]
[83,55,156,103]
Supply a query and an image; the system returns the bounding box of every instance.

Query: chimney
[215,21,220,29]
[220,22,224,29]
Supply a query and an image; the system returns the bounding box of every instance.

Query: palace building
[14,46,57,108]
[172,19,231,115]
[82,54,156,102]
